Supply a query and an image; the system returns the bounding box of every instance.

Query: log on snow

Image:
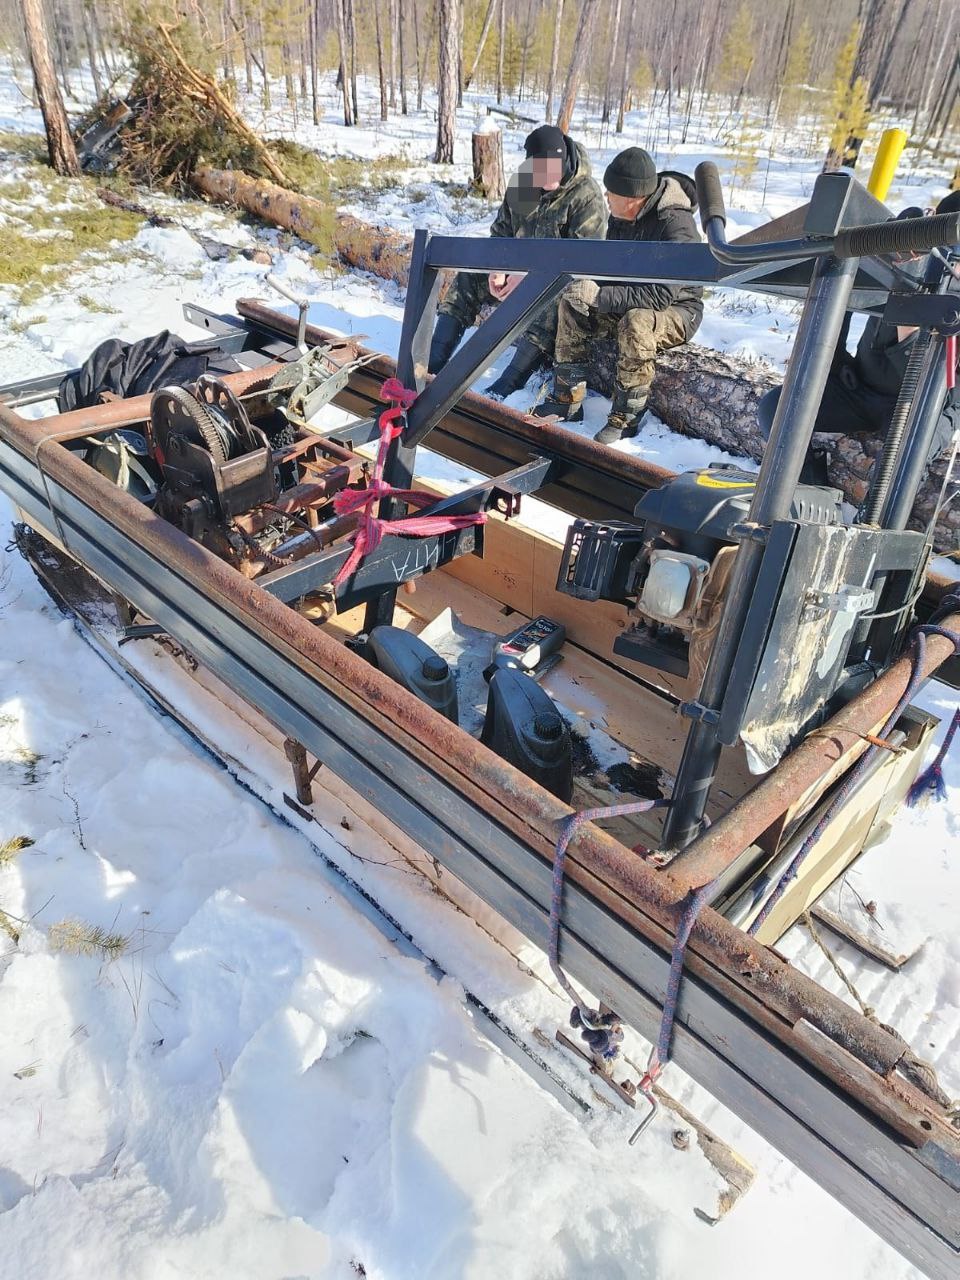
[193,166,414,289]
[192,166,956,551]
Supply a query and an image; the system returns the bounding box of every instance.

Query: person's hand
[565,278,601,313]
[489,271,525,300]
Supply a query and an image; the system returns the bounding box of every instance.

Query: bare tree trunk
[496,0,505,103]
[298,35,308,99]
[518,0,534,101]
[464,0,498,92]
[457,0,464,108]
[413,0,424,109]
[89,1,113,81]
[545,0,564,121]
[82,3,104,100]
[309,0,320,124]
[435,0,459,163]
[347,0,359,124]
[616,0,638,133]
[873,0,913,100]
[22,0,80,176]
[398,0,408,113]
[472,125,506,200]
[557,0,598,133]
[334,0,354,124]
[388,0,398,108]
[375,1,389,120]
[601,0,623,123]
[258,8,271,108]
[283,42,296,105]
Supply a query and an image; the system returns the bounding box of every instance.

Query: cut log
[471,125,506,202]
[193,167,414,288]
[190,167,957,552]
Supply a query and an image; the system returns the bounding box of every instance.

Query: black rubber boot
[485,337,546,399]
[594,386,649,445]
[428,313,465,375]
[533,363,589,423]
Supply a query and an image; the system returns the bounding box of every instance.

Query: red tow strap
[332,377,487,587]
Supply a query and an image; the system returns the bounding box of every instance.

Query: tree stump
[471,122,506,202]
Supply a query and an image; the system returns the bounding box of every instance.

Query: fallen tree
[192,166,956,551]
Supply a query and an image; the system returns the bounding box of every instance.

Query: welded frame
[0,402,958,1279]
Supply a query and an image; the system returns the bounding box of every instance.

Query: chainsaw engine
[558,466,844,680]
[558,464,931,771]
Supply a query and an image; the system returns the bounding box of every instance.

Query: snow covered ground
[0,54,957,1280]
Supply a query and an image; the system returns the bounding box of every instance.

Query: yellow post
[867,128,908,201]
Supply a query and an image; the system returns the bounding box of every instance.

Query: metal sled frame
[1,168,959,1277]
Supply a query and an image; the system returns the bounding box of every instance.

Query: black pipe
[662,252,860,851]
[880,337,950,531]
[859,330,933,525]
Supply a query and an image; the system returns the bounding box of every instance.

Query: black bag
[57,330,212,413]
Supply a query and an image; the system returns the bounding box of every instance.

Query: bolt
[672,1127,690,1151]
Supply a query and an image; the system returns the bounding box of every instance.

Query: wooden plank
[750,716,935,944]
[422,483,690,700]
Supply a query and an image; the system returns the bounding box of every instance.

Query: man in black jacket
[760,190,960,485]
[536,147,703,444]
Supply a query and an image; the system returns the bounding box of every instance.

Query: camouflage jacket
[489,138,606,242]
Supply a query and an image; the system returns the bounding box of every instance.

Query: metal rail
[0,395,958,1278]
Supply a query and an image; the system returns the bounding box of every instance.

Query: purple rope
[549,800,668,1060]
[908,706,960,805]
[549,798,715,1074]
[647,879,717,1075]
[749,606,960,937]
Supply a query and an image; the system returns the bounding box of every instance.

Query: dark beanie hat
[937,190,960,217]
[604,147,658,198]
[524,125,566,159]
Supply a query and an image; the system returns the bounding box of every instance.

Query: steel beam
[1,408,958,1279]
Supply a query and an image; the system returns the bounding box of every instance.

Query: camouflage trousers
[555,293,689,391]
[438,270,560,356]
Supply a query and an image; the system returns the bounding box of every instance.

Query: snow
[0,53,957,1280]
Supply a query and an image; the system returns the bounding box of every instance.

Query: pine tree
[22,0,80,175]
[716,2,755,110]
[778,16,813,125]
[824,22,872,170]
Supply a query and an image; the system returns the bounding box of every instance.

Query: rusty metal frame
[1,385,958,1278]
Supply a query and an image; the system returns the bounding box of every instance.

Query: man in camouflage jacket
[427,125,606,397]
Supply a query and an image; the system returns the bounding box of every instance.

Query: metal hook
[628,1052,662,1145]
[628,1087,660,1144]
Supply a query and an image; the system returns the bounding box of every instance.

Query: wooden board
[750,712,936,944]
[441,503,691,700]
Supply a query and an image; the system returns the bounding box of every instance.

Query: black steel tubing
[881,337,951,531]
[662,253,860,850]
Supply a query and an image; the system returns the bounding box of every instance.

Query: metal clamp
[679,700,721,725]
[804,585,877,617]
[729,520,769,545]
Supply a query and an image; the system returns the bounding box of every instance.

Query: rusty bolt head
[671,1127,690,1151]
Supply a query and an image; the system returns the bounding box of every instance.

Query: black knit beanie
[603,147,658,199]
[524,125,566,159]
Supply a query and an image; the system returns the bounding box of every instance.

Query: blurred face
[606,190,647,220]
[530,156,564,191]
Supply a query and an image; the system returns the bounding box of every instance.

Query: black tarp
[57,330,216,413]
